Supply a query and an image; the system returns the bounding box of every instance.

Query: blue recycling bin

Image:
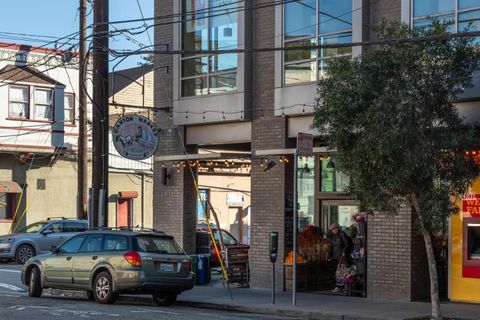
[196,254,211,285]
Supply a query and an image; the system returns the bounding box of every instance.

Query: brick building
[153,0,480,302]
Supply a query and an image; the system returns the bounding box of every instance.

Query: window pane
[47,222,63,233]
[413,0,454,17]
[104,235,128,251]
[319,0,352,34]
[59,235,86,253]
[459,9,480,45]
[285,0,316,39]
[63,222,87,232]
[80,234,103,252]
[297,157,315,230]
[182,56,208,77]
[220,231,237,245]
[135,236,184,254]
[35,89,51,105]
[183,0,209,51]
[459,0,480,10]
[0,193,10,220]
[284,61,316,84]
[319,32,352,57]
[284,39,316,63]
[210,0,238,50]
[209,73,237,94]
[10,87,28,102]
[34,105,52,120]
[320,156,350,192]
[65,109,73,122]
[413,14,455,30]
[210,54,237,73]
[64,94,73,109]
[9,103,27,118]
[182,77,208,97]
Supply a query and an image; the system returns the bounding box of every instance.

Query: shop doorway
[117,199,133,228]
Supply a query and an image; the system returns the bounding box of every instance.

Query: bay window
[284,0,353,85]
[181,0,238,97]
[412,0,480,44]
[8,86,29,118]
[34,88,53,121]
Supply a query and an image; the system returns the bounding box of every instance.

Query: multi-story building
[153,0,480,302]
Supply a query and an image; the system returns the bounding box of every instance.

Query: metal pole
[88,188,94,229]
[92,0,109,227]
[77,0,88,220]
[141,172,145,228]
[272,261,276,304]
[292,152,298,306]
[98,189,106,227]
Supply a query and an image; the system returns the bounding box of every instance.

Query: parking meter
[269,232,278,263]
[269,231,278,304]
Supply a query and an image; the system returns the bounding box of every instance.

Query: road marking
[131,310,181,315]
[0,269,21,273]
[9,305,120,317]
[0,283,26,292]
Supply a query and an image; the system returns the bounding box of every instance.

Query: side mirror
[49,245,58,253]
[42,229,53,236]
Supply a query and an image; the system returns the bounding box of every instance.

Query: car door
[35,222,67,253]
[72,234,104,287]
[43,235,87,288]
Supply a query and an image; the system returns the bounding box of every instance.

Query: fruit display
[285,225,330,264]
[284,251,305,265]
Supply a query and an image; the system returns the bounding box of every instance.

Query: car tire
[153,292,177,306]
[93,271,117,304]
[28,267,42,297]
[86,291,95,300]
[15,245,35,264]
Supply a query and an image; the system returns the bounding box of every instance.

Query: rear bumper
[115,271,195,294]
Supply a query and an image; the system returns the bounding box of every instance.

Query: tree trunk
[411,193,442,320]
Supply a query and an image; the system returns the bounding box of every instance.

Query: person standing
[328,223,353,293]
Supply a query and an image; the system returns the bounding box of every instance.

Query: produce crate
[225,245,250,286]
[284,261,336,291]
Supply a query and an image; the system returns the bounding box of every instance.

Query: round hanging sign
[112,115,159,160]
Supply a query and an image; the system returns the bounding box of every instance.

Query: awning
[0,181,22,193]
[118,191,138,199]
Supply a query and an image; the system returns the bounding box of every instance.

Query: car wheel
[16,245,35,264]
[153,292,177,306]
[93,272,117,304]
[28,267,42,297]
[86,291,95,300]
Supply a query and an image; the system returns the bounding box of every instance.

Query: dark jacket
[328,230,353,263]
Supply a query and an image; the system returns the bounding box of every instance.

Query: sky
[0,0,154,71]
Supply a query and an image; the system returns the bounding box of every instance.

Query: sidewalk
[176,282,480,320]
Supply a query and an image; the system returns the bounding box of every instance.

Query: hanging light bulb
[326,156,335,169]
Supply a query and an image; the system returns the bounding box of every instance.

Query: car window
[103,235,128,251]
[221,231,238,245]
[19,222,48,233]
[79,234,103,252]
[59,235,86,254]
[63,222,88,233]
[135,236,184,255]
[47,222,63,233]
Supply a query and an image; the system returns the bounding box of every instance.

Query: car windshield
[135,235,184,255]
[18,222,48,233]
[213,230,238,245]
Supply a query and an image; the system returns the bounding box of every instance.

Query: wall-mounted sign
[462,194,480,216]
[297,132,313,156]
[112,115,159,160]
[227,193,244,206]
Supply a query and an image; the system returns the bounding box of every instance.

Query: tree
[138,54,154,65]
[313,21,480,320]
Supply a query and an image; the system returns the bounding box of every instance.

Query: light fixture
[303,163,311,175]
[326,156,335,169]
[264,160,276,172]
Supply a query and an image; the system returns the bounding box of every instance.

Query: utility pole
[92,0,109,227]
[77,0,88,220]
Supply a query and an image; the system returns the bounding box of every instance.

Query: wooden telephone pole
[77,0,88,220]
[92,0,109,227]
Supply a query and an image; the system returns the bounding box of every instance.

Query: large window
[413,0,480,44]
[0,193,17,220]
[181,0,238,97]
[8,86,29,119]
[34,88,53,121]
[284,0,353,85]
[64,93,74,124]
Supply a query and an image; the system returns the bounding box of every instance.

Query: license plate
[160,263,174,272]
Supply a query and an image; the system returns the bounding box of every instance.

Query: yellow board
[450,178,480,303]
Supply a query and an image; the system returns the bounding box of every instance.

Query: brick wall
[370,0,401,39]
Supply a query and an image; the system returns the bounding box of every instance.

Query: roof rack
[87,226,165,234]
[46,217,76,221]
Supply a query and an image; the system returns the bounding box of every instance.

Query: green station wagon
[21,229,194,306]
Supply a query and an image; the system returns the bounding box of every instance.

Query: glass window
[34,88,53,121]
[284,0,353,84]
[9,86,29,118]
[103,235,129,251]
[413,0,454,17]
[59,235,86,254]
[181,0,238,97]
[460,0,480,10]
[80,234,103,252]
[322,203,359,236]
[319,156,350,192]
[0,193,16,220]
[197,189,209,220]
[19,222,48,233]
[46,222,63,233]
[297,157,315,229]
[212,230,237,245]
[64,94,74,124]
[135,236,184,254]
[63,222,87,233]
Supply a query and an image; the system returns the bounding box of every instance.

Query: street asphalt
[0,263,297,320]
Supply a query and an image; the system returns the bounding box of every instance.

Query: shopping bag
[335,255,348,284]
